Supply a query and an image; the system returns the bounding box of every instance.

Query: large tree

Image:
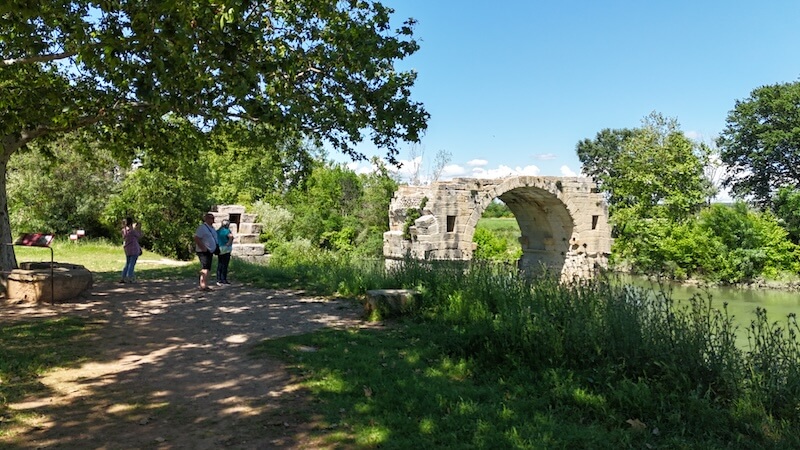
[8,133,119,238]
[717,81,800,206]
[0,0,428,271]
[204,123,318,206]
[576,112,712,223]
[575,127,635,193]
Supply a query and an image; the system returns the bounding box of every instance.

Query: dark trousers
[217,252,231,281]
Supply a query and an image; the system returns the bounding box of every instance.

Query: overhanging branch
[1,50,78,67]
[17,100,150,146]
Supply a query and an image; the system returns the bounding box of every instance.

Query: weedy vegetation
[4,240,800,448]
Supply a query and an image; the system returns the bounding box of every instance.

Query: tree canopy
[717,80,800,206]
[0,0,428,270]
[576,112,712,223]
[577,113,800,281]
[575,127,635,193]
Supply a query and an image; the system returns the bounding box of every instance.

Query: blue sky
[339,0,800,183]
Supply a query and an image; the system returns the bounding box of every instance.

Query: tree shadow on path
[2,278,376,449]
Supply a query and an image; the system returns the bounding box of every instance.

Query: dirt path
[1,278,375,449]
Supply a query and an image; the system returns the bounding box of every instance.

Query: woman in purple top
[120,217,142,283]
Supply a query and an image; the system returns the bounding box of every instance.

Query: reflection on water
[618,275,800,347]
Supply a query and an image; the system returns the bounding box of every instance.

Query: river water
[621,275,800,347]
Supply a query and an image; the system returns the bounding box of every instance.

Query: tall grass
[234,239,386,295]
[384,261,745,390]
[8,239,800,445]
[259,246,798,408]
[269,253,800,441]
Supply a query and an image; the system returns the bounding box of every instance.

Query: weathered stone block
[231,244,266,257]
[215,205,247,214]
[208,205,268,261]
[364,289,420,319]
[238,223,263,234]
[6,262,93,303]
[236,233,261,244]
[414,214,438,234]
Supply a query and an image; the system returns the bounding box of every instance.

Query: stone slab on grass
[364,289,420,320]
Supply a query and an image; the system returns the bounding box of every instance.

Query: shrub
[250,200,294,251]
[774,186,800,244]
[473,227,508,261]
[615,202,800,283]
[103,169,209,260]
[697,203,800,283]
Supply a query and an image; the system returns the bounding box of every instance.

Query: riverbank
[608,266,800,292]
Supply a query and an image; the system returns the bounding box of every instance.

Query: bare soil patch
[1,278,376,449]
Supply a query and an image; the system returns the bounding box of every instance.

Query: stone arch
[462,177,577,275]
[383,176,611,279]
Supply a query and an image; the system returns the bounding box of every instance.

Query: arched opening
[472,198,522,263]
[384,176,608,280]
[470,186,574,274]
[500,187,574,273]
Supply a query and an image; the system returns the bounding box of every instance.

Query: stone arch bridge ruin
[383,176,612,280]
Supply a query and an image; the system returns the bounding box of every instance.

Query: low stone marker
[364,289,420,319]
[6,262,93,303]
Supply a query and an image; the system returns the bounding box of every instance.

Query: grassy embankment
[4,238,800,448]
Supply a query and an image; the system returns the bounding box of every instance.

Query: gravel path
[1,278,373,449]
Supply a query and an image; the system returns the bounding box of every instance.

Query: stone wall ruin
[383,176,612,280]
[209,205,269,264]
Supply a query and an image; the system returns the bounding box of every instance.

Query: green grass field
[14,238,197,281]
[475,217,522,260]
[476,216,519,233]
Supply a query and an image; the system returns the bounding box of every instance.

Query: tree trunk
[0,139,19,274]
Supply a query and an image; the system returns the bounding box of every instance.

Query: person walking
[193,213,218,291]
[216,219,234,285]
[120,217,142,283]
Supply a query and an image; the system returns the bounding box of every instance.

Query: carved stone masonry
[383,176,612,281]
[209,205,270,264]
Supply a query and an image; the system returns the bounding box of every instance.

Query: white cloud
[345,159,389,175]
[345,161,368,174]
[535,153,557,161]
[441,164,467,179]
[685,130,703,140]
[560,165,577,177]
[472,164,540,179]
[354,165,374,175]
[467,159,488,167]
[518,165,541,176]
[388,156,423,178]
